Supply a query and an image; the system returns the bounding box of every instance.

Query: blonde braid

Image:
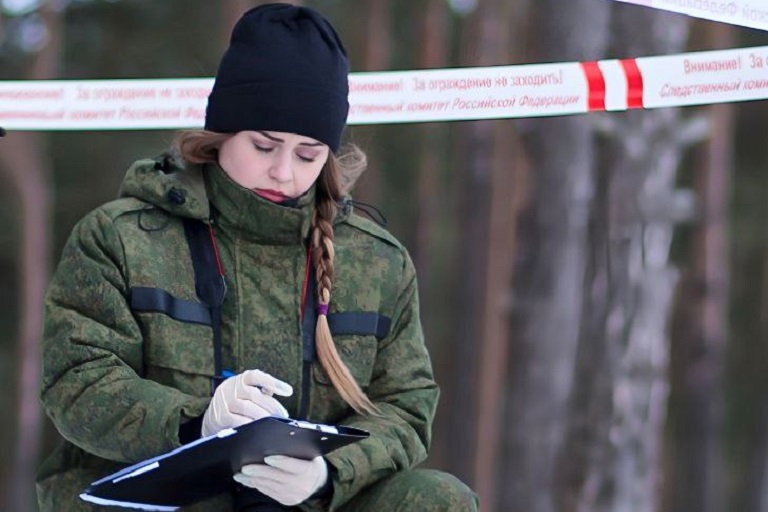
[312,158,379,416]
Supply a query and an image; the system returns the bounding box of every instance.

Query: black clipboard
[79,416,369,511]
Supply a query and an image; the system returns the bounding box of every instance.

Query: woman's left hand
[233,455,328,506]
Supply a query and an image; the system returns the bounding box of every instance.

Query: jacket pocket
[131,287,215,397]
[138,315,214,397]
[139,315,214,375]
[130,287,214,373]
[312,333,378,388]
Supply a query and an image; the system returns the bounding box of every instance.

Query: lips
[254,189,290,202]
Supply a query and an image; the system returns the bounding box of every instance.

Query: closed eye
[254,144,274,154]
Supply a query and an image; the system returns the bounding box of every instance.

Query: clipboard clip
[288,420,339,435]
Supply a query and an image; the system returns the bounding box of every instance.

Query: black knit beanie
[205,3,349,152]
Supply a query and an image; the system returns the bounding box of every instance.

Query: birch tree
[554,6,696,512]
[502,2,699,511]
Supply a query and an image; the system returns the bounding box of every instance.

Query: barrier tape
[609,0,768,32]
[1,45,767,130]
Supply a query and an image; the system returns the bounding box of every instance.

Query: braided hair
[312,154,378,415]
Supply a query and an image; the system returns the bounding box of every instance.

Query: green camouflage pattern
[332,469,478,512]
[38,157,452,511]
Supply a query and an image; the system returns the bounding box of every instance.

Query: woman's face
[218,130,330,202]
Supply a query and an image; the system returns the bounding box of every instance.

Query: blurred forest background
[1,0,768,511]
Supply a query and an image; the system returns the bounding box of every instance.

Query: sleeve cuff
[178,414,204,445]
[312,459,335,499]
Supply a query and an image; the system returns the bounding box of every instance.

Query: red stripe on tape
[620,58,644,109]
[580,61,606,111]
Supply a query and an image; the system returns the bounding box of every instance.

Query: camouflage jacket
[37,158,439,511]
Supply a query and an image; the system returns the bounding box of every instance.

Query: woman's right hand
[201,369,294,437]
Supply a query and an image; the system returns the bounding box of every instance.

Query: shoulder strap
[183,218,228,395]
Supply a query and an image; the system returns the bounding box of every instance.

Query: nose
[268,150,293,183]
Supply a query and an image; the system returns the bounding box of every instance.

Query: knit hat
[205,3,349,152]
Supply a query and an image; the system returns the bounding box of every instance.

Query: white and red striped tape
[1,45,767,130]
[608,0,768,32]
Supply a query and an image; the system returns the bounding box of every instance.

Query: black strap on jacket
[327,312,391,339]
[183,218,227,395]
[130,287,212,325]
[298,264,317,421]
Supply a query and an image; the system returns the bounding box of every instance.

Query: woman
[37,4,478,511]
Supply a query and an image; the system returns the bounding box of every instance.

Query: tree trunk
[0,3,61,509]
[724,122,768,512]
[502,2,610,511]
[469,1,531,508]
[348,0,390,207]
[665,20,733,512]
[757,256,768,511]
[555,6,692,512]
[719,40,768,512]
[472,119,526,510]
[413,0,451,471]
[414,0,447,286]
[448,0,514,491]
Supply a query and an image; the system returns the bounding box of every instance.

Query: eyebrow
[258,131,325,147]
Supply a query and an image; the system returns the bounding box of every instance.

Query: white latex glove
[233,455,329,506]
[201,369,293,437]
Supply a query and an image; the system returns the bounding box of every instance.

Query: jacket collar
[118,157,210,221]
[204,163,315,245]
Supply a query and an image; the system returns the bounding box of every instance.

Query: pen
[221,370,274,396]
